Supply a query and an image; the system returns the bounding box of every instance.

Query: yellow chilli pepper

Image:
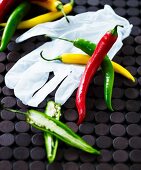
[31,0,70,22]
[40,51,135,82]
[111,62,135,82]
[31,0,64,12]
[0,0,74,29]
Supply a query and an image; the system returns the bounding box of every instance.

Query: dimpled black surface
[0,0,141,169]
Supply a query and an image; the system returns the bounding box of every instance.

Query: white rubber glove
[13,60,84,106]
[5,5,132,107]
[16,5,132,59]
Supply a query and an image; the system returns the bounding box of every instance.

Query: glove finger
[5,42,51,89]
[14,61,54,105]
[16,24,58,43]
[42,39,74,60]
[55,73,80,105]
[27,71,70,107]
[5,39,73,89]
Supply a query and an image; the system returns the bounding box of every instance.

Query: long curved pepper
[0,1,30,51]
[76,25,120,125]
[40,51,135,82]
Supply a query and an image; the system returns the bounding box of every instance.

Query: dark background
[0,0,141,170]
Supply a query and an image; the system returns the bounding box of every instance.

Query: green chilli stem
[57,3,70,23]
[5,108,28,115]
[40,51,61,61]
[70,0,74,6]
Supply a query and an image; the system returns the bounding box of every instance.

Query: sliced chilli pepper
[8,109,100,155]
[30,0,70,22]
[40,52,135,82]
[76,26,119,125]
[44,101,61,163]
[0,1,30,51]
[0,0,74,29]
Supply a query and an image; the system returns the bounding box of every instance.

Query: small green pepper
[0,1,30,51]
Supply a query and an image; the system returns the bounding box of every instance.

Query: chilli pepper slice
[0,0,74,29]
[40,52,135,82]
[76,26,119,125]
[8,108,100,155]
[0,1,30,51]
[44,101,61,163]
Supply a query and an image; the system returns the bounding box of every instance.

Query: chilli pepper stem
[5,108,28,116]
[40,51,61,61]
[56,4,70,23]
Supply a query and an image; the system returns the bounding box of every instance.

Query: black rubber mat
[0,0,141,170]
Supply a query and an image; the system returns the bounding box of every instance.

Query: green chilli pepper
[57,37,114,111]
[101,57,114,111]
[74,39,114,111]
[0,1,30,51]
[44,101,61,163]
[9,108,100,155]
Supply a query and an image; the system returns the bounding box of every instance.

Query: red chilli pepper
[0,0,16,22]
[76,25,120,125]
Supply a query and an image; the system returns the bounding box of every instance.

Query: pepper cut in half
[0,0,74,29]
[0,1,30,51]
[44,101,61,163]
[8,108,100,155]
